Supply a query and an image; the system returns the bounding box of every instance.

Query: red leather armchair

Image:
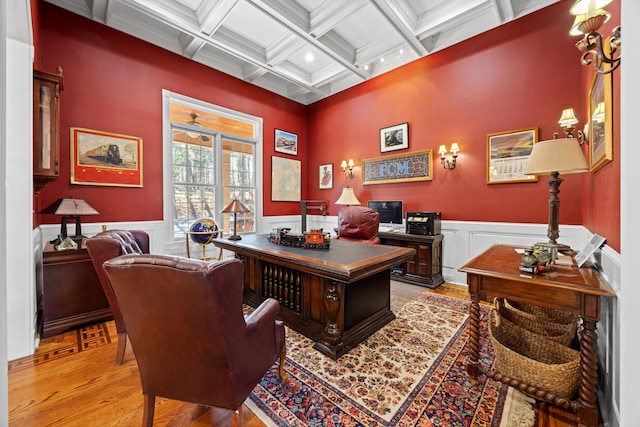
[102,254,286,427]
[85,229,150,365]
[336,206,381,244]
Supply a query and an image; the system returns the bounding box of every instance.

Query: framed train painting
[70,127,143,187]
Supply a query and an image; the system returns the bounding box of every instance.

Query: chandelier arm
[579,28,621,75]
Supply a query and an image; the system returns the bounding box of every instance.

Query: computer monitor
[367,200,403,225]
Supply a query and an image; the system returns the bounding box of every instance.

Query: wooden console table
[459,244,615,427]
[213,235,414,359]
[378,231,444,288]
[41,243,112,337]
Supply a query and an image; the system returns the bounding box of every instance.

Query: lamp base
[228,234,242,241]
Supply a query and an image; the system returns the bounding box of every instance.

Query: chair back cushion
[85,230,150,332]
[337,206,380,244]
[102,254,282,410]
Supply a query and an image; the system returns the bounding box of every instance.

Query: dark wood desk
[41,243,112,337]
[459,244,615,427]
[213,235,415,359]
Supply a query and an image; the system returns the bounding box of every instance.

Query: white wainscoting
[35,217,621,426]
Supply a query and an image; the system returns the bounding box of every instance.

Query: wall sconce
[570,0,620,74]
[438,143,459,169]
[341,159,355,179]
[558,108,587,144]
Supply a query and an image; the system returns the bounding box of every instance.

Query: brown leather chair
[102,254,286,427]
[336,206,381,244]
[85,229,150,365]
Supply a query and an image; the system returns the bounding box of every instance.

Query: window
[163,91,262,246]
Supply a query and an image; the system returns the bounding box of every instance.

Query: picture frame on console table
[70,127,143,187]
[486,127,538,184]
[380,122,408,153]
[589,69,613,172]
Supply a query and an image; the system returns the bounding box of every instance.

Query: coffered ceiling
[44,0,560,105]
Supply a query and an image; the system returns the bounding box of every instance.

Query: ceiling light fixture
[304,53,314,62]
[570,0,621,74]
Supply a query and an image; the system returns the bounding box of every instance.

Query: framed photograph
[486,127,538,184]
[380,122,408,153]
[275,129,298,155]
[319,163,333,189]
[271,156,301,201]
[575,234,606,267]
[70,127,143,187]
[589,70,613,171]
[362,150,432,185]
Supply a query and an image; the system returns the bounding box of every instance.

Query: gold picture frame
[70,127,143,187]
[486,127,538,184]
[362,150,432,185]
[588,71,613,172]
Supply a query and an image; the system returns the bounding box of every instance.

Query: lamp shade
[524,138,589,175]
[569,0,613,15]
[40,198,100,216]
[220,199,251,214]
[335,187,361,205]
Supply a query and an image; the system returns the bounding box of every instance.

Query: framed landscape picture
[380,122,408,153]
[70,127,143,187]
[271,156,301,201]
[275,129,298,155]
[486,127,538,184]
[589,71,613,172]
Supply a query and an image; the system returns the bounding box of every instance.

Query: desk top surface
[213,234,414,282]
[459,244,615,297]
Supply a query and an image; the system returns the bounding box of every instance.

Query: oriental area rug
[246,292,535,427]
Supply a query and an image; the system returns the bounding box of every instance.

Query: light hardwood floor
[8,282,582,426]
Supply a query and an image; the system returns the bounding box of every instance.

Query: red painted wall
[34,0,621,252]
[35,1,307,226]
[307,0,585,225]
[580,0,621,252]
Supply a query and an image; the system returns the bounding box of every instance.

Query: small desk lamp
[220,199,251,240]
[40,198,100,244]
[524,136,588,250]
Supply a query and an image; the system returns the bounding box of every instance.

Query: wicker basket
[507,300,577,324]
[488,308,580,399]
[496,298,578,347]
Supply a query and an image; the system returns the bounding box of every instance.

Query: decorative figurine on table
[519,246,553,273]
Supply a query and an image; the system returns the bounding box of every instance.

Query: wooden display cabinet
[33,68,63,194]
[378,231,444,288]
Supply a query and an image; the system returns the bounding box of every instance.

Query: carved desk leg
[577,318,599,427]
[323,282,341,339]
[467,277,481,383]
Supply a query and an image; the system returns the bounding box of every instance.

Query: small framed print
[275,129,298,155]
[319,163,333,189]
[380,122,408,153]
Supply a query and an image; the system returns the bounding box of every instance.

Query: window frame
[162,90,263,253]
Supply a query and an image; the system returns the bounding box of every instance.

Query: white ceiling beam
[492,0,515,22]
[178,32,206,58]
[265,33,306,66]
[308,0,367,38]
[89,0,114,24]
[247,0,369,80]
[370,0,427,56]
[196,0,239,36]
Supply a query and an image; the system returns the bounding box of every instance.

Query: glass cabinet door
[33,68,63,193]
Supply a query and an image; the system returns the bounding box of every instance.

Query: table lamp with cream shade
[524,136,588,250]
[335,187,361,206]
[40,197,100,245]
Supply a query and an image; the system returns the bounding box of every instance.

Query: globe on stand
[187,218,222,260]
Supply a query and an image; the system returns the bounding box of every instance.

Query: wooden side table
[459,244,615,427]
[41,243,112,337]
